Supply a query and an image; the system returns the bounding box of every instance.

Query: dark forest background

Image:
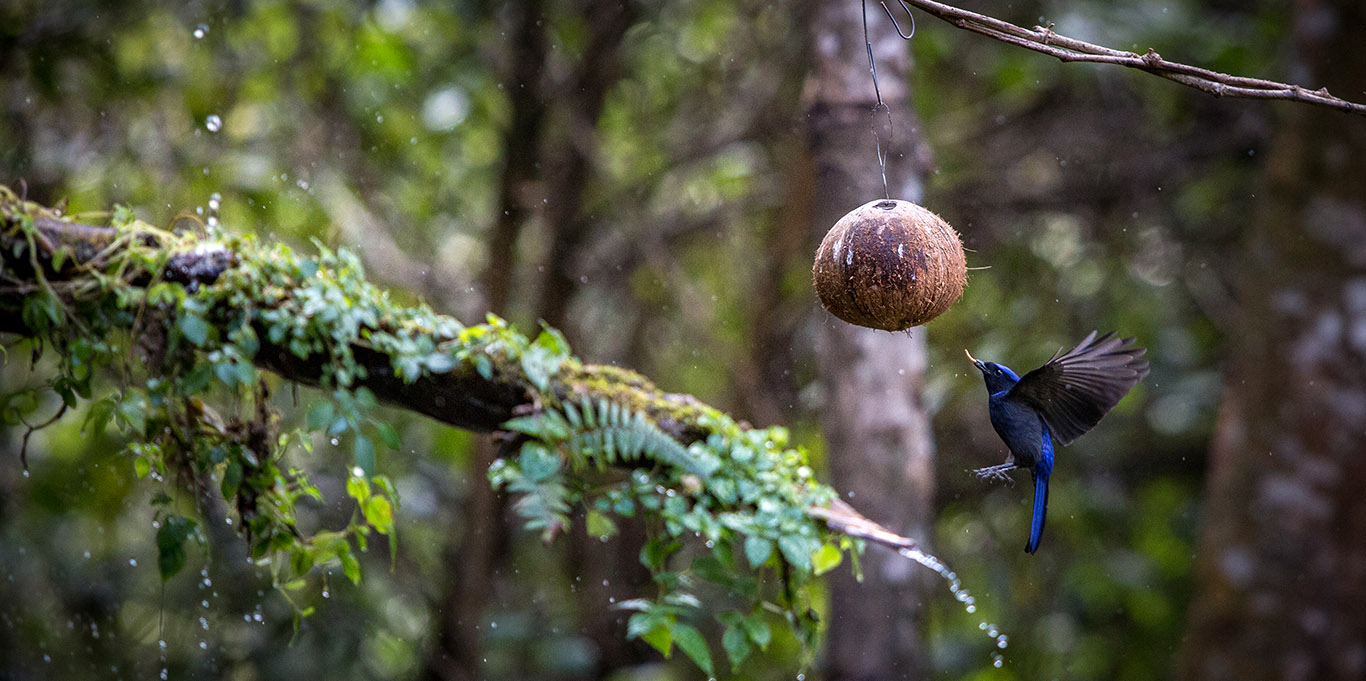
[2,0,1363,679]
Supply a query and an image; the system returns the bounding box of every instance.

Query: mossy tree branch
[0,186,918,672]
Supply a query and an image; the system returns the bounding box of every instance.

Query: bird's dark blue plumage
[967,331,1149,554]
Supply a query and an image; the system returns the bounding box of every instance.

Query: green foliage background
[0,0,1284,678]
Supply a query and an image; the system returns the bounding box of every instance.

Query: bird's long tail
[1025,469,1050,554]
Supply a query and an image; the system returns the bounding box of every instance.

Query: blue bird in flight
[966,331,1149,554]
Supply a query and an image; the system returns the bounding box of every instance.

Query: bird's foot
[971,463,1018,483]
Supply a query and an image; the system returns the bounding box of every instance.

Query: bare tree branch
[896,0,1366,116]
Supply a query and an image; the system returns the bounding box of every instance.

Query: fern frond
[563,398,716,478]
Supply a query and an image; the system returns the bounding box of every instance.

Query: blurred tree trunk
[803,3,936,679]
[1178,2,1366,680]
[426,1,549,677]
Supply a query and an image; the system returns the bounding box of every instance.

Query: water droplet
[205,114,222,132]
[129,559,138,567]
[899,547,1005,666]
[352,466,364,478]
[193,24,208,39]
[22,470,29,478]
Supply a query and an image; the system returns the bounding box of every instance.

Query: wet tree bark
[1178,2,1366,680]
[804,3,936,679]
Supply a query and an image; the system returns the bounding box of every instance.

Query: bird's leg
[972,461,1018,483]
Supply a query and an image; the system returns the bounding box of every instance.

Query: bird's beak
[964,348,985,371]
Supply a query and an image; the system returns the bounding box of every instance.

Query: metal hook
[881,0,915,40]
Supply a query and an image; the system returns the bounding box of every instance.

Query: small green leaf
[641,625,672,657]
[307,402,334,430]
[375,421,400,450]
[473,354,493,379]
[640,538,680,572]
[215,360,239,387]
[670,623,715,676]
[338,544,362,584]
[234,361,256,386]
[353,435,375,475]
[364,496,394,535]
[425,352,455,373]
[778,534,817,573]
[221,460,243,498]
[520,344,561,392]
[742,614,771,650]
[133,457,151,479]
[811,542,843,576]
[116,397,146,435]
[177,314,210,347]
[290,547,315,576]
[626,611,662,640]
[533,324,571,358]
[156,516,196,581]
[586,511,618,540]
[346,474,370,503]
[723,626,752,670]
[517,442,560,483]
[83,398,115,435]
[744,536,773,569]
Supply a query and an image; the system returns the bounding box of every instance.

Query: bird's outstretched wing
[1006,331,1149,445]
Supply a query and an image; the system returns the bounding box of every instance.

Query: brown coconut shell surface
[812,199,967,331]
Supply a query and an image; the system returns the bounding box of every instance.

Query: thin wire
[883,1,916,40]
[862,0,917,199]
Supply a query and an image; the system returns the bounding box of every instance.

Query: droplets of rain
[193,24,208,39]
[205,115,222,132]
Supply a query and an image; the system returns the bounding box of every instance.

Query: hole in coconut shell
[875,200,898,210]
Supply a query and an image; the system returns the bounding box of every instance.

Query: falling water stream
[898,547,1009,668]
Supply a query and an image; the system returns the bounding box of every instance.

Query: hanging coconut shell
[812,199,967,331]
